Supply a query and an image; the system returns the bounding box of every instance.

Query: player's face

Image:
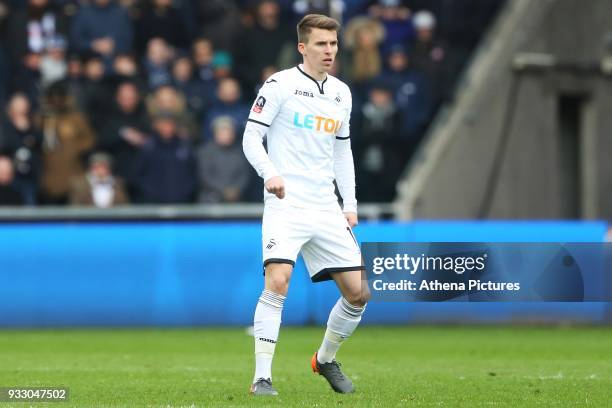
[299,28,338,74]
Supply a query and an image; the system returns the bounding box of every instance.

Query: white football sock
[317,297,366,364]
[253,289,285,382]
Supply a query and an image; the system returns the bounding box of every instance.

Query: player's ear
[297,42,305,56]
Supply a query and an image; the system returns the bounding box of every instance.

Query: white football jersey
[247,64,353,210]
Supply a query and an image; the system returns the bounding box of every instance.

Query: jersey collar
[297,64,328,95]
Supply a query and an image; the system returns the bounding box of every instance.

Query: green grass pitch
[0,326,610,407]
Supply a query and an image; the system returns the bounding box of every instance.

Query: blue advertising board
[0,221,608,326]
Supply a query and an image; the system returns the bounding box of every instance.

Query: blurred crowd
[0,0,503,207]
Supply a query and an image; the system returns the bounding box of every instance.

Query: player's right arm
[242,75,285,199]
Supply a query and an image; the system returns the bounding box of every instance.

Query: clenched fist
[265,176,285,199]
[344,212,358,228]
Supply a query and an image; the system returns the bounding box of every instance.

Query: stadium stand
[0,0,504,207]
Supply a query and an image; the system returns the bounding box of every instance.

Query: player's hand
[344,212,358,228]
[265,176,285,199]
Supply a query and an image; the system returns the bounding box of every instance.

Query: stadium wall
[396,0,612,220]
[0,220,609,327]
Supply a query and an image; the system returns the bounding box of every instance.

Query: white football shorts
[262,201,363,282]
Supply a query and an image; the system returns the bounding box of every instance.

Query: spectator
[65,53,85,107]
[233,0,293,99]
[81,53,113,130]
[201,77,249,142]
[411,10,455,107]
[146,84,196,140]
[342,16,384,86]
[143,37,173,89]
[356,81,402,201]
[69,152,129,207]
[69,0,133,62]
[0,155,23,205]
[97,81,149,194]
[197,116,250,203]
[290,0,347,21]
[367,0,412,51]
[134,0,190,55]
[39,82,95,204]
[133,111,197,204]
[211,51,233,80]
[5,0,68,74]
[381,44,430,160]
[192,37,215,83]
[112,53,138,77]
[111,53,142,84]
[0,93,42,205]
[195,0,241,51]
[171,54,210,119]
[11,54,41,107]
[3,0,71,104]
[39,35,67,88]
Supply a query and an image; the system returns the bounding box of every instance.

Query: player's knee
[265,266,291,294]
[344,291,370,308]
[267,276,289,294]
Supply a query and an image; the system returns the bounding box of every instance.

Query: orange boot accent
[311,352,320,373]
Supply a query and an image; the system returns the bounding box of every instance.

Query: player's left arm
[333,87,358,228]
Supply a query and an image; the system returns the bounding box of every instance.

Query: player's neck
[301,62,327,81]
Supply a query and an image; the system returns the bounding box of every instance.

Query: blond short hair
[297,14,341,44]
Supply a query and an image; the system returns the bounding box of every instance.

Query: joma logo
[294,89,314,98]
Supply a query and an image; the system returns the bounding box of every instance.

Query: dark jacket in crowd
[0,118,42,177]
[133,133,197,204]
[70,0,133,55]
[380,68,431,144]
[135,4,190,54]
[412,38,457,106]
[195,0,242,51]
[97,103,149,185]
[233,22,292,97]
[81,77,114,130]
[143,59,172,90]
[0,184,23,205]
[357,99,403,202]
[173,77,215,120]
[0,118,43,204]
